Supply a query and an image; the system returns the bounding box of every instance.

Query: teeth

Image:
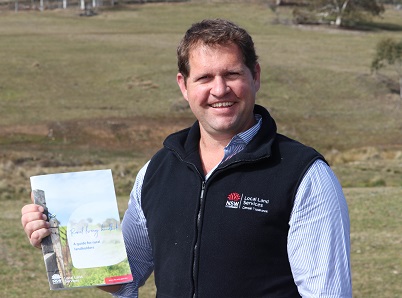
[211,102,234,108]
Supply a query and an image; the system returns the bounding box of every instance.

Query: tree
[294,0,385,27]
[327,0,384,26]
[371,38,402,99]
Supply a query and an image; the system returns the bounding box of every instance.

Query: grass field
[1,2,401,297]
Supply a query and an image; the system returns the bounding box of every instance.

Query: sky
[30,169,120,226]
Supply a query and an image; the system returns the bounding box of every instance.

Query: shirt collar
[226,114,262,148]
[206,114,262,180]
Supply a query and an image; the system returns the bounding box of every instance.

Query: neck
[199,128,233,149]
[198,130,232,175]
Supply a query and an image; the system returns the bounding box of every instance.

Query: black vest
[141,105,324,298]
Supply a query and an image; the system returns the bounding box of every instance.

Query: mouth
[210,102,235,108]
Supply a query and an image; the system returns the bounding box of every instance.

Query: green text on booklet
[30,169,132,290]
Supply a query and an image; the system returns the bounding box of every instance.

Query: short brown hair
[177,19,259,81]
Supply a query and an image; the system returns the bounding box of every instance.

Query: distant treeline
[1,0,190,11]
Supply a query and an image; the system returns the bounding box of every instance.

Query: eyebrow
[192,67,245,81]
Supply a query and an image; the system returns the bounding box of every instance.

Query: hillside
[0,2,401,297]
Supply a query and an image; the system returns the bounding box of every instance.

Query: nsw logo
[225,192,241,209]
[225,191,270,213]
[51,273,62,285]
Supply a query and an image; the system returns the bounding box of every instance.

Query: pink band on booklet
[105,274,133,284]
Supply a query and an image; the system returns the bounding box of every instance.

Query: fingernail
[38,206,44,213]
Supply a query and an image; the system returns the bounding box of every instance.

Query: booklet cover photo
[30,169,132,290]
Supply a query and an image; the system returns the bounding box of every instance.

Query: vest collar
[163,104,277,167]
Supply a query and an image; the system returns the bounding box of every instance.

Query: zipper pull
[200,181,206,199]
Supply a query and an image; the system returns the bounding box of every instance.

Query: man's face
[177,42,261,140]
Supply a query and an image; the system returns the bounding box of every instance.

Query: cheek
[231,82,252,97]
[187,86,209,103]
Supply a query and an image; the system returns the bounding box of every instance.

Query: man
[21,19,352,297]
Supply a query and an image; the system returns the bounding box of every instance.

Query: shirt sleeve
[288,159,352,298]
[112,161,154,298]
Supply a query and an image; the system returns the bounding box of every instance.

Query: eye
[195,75,212,83]
[225,72,241,80]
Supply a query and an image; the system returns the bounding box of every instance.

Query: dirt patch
[0,115,196,200]
[326,146,402,165]
[0,115,195,156]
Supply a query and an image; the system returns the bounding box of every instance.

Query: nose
[210,76,229,98]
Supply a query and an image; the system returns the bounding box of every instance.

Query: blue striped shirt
[114,115,352,297]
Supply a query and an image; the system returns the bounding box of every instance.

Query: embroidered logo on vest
[225,192,241,209]
[225,192,269,213]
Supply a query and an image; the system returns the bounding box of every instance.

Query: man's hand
[98,284,123,293]
[21,195,51,249]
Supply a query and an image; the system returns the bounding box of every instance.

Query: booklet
[30,169,133,290]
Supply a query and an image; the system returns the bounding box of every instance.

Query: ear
[177,73,189,101]
[254,63,261,92]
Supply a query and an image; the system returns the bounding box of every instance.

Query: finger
[30,227,51,249]
[23,219,50,248]
[21,205,46,228]
[23,218,50,237]
[21,204,44,217]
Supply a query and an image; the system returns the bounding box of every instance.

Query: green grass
[346,187,402,298]
[1,2,402,297]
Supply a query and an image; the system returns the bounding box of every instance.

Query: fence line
[1,0,190,12]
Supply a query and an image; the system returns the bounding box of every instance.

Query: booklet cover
[30,169,133,290]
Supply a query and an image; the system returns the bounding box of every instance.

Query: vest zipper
[192,180,206,298]
[167,147,268,296]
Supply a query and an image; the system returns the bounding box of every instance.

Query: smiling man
[177,40,260,174]
[22,19,352,297]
